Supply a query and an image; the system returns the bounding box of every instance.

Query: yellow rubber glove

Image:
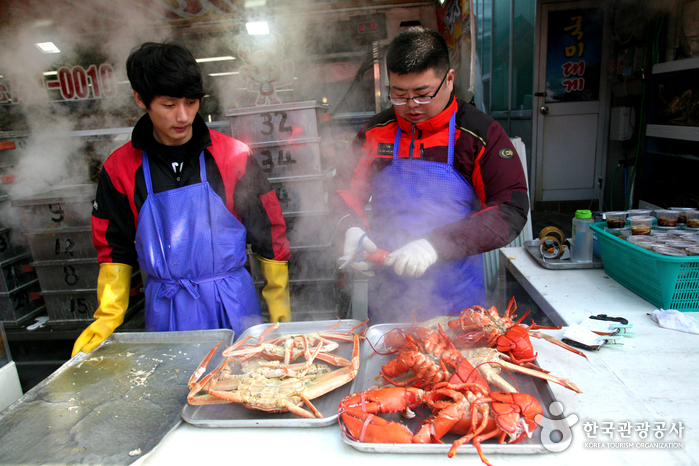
[72,263,133,356]
[257,256,291,323]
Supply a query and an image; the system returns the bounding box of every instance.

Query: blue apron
[134,152,262,336]
[368,112,485,324]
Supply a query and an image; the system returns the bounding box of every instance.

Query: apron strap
[392,127,401,160]
[198,152,207,182]
[447,111,456,166]
[392,112,457,166]
[152,271,238,300]
[142,152,154,195]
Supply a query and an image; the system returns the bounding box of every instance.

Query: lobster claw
[489,392,542,440]
[339,387,426,443]
[340,409,414,443]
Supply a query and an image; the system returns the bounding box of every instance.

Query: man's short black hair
[385,27,450,76]
[126,42,205,108]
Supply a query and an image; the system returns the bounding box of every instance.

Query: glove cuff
[416,238,438,263]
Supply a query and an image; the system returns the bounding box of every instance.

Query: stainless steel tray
[524,239,603,269]
[181,319,366,428]
[0,329,234,465]
[341,324,567,456]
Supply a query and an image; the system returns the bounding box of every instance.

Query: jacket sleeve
[329,125,376,233]
[233,153,291,261]
[92,165,139,266]
[425,122,530,261]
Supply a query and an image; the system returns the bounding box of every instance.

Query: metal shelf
[646,124,699,141]
[652,56,699,74]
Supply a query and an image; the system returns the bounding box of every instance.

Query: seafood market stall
[0,246,697,465]
[137,246,698,466]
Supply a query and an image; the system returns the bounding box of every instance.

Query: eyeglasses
[388,72,448,105]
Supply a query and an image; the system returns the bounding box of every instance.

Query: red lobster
[382,315,583,394]
[339,383,542,465]
[380,325,489,394]
[448,297,588,362]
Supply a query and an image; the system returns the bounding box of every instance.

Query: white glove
[343,227,378,276]
[384,239,438,278]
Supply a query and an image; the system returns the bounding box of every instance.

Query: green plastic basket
[590,222,699,311]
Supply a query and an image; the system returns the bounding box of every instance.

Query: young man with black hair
[333,27,529,324]
[73,42,291,355]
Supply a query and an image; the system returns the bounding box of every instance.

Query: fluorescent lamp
[208,71,240,77]
[246,22,269,35]
[43,71,58,76]
[35,42,60,53]
[196,56,236,63]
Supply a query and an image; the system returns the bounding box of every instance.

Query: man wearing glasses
[333,27,529,324]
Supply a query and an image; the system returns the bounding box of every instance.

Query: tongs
[338,234,391,270]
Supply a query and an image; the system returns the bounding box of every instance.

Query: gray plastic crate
[24,226,95,260]
[284,211,334,248]
[225,101,327,144]
[248,137,322,178]
[11,184,95,231]
[269,174,327,215]
[0,279,45,328]
[254,278,347,322]
[0,252,37,293]
[39,269,143,324]
[31,257,99,291]
[0,228,27,261]
[40,289,144,325]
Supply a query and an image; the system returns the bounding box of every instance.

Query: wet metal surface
[0,329,233,465]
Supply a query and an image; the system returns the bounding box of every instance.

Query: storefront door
[532,0,610,202]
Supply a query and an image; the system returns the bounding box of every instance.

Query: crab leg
[188,340,222,390]
[284,335,324,377]
[300,333,361,400]
[187,360,233,405]
[496,359,582,393]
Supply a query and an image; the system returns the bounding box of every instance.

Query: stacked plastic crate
[225,101,343,321]
[0,140,45,328]
[11,184,144,327]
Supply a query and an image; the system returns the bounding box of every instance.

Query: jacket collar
[395,93,457,134]
[131,113,212,162]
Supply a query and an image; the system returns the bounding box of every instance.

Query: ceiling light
[208,71,239,77]
[246,22,269,35]
[196,56,236,63]
[35,42,60,53]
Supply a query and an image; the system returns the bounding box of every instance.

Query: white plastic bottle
[571,209,594,263]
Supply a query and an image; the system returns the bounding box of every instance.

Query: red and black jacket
[92,113,290,266]
[331,95,529,261]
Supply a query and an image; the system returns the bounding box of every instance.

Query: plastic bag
[650,309,699,335]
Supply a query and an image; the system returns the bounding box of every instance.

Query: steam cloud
[0,0,443,323]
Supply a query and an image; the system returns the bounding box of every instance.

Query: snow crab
[186,322,363,418]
